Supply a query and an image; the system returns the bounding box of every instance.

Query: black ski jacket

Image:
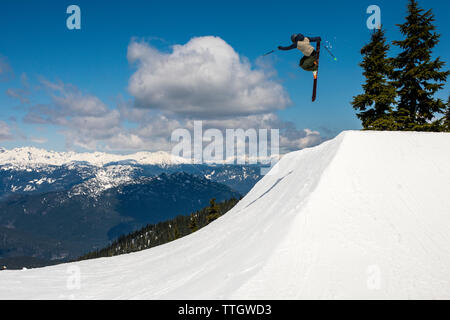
[278,34,321,51]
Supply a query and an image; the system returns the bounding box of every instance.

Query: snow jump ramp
[1,131,449,299]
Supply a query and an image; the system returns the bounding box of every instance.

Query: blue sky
[0,0,448,153]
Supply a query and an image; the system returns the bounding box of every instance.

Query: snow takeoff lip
[1,131,450,299]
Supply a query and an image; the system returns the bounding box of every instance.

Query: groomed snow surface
[1,131,449,299]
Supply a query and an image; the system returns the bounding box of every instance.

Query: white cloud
[18,37,326,154]
[279,128,323,152]
[24,79,122,150]
[0,121,14,141]
[29,137,48,144]
[193,115,324,153]
[127,36,291,118]
[22,77,323,153]
[6,73,31,104]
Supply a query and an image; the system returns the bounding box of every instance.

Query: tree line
[352,0,449,131]
[77,197,239,261]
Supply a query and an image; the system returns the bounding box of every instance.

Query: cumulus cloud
[24,79,122,149]
[279,128,323,152]
[127,36,291,118]
[22,80,184,151]
[17,37,325,154]
[24,92,113,127]
[194,115,324,153]
[118,103,324,153]
[21,80,323,153]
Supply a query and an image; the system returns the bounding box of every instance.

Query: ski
[312,41,321,102]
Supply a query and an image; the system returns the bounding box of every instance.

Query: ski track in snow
[0,131,449,299]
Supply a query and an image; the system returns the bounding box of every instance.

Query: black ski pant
[299,50,318,72]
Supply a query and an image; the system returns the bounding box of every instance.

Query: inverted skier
[278,33,321,77]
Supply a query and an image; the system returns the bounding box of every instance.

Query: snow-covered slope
[1,131,449,299]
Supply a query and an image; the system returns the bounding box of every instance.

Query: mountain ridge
[0,146,280,169]
[0,146,190,168]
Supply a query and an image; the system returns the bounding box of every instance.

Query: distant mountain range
[0,172,241,262]
[0,146,264,196]
[0,147,264,267]
[0,146,190,167]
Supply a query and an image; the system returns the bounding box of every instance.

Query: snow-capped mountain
[0,146,191,168]
[0,146,279,168]
[68,165,139,197]
[0,147,264,197]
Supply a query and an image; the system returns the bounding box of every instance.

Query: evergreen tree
[168,224,174,241]
[189,213,199,233]
[352,27,397,130]
[206,198,221,223]
[173,223,180,240]
[391,0,449,130]
[76,198,239,262]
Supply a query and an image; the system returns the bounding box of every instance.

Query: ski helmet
[291,34,297,43]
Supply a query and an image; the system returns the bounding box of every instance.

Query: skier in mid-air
[278,33,321,73]
[277,33,322,101]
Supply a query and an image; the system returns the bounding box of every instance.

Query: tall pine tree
[391,0,449,130]
[352,28,397,130]
[206,198,221,223]
[189,213,199,233]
